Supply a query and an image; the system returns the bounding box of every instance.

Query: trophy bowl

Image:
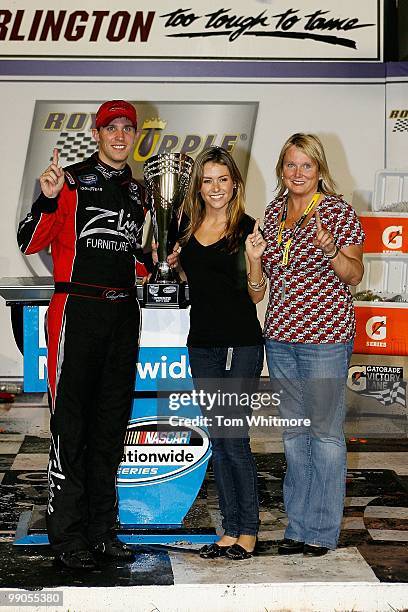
[143,153,194,308]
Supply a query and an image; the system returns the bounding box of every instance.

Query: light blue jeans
[265,339,353,549]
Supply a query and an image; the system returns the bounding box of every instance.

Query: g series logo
[382,226,403,250]
[365,316,387,341]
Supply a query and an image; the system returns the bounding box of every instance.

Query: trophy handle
[148,193,174,264]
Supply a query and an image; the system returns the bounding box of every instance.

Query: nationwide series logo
[117,418,211,485]
[389,109,408,134]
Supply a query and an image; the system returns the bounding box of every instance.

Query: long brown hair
[275,133,337,198]
[181,147,246,253]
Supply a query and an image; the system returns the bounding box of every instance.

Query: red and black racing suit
[17,153,147,553]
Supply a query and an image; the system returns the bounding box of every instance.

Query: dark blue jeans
[188,345,264,537]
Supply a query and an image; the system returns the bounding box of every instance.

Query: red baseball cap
[95,100,137,129]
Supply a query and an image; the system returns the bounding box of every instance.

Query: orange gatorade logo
[355,307,408,355]
[360,216,408,253]
[382,226,403,250]
[366,316,387,342]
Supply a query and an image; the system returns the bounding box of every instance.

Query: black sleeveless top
[180,214,264,347]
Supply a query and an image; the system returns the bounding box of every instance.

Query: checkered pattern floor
[0,395,407,587]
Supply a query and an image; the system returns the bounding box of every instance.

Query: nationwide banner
[0,0,383,61]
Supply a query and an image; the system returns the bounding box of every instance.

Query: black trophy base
[143,281,189,309]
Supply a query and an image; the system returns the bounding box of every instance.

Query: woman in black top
[179,147,266,560]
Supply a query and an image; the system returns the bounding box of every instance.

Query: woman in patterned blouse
[262,133,364,557]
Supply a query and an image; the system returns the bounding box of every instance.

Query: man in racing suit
[17,101,159,569]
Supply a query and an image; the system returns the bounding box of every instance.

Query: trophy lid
[143,153,194,181]
[143,153,194,206]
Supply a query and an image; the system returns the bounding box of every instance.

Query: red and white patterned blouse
[262,194,364,344]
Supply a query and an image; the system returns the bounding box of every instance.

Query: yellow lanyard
[278,193,320,266]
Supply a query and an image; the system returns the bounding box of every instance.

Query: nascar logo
[124,429,191,445]
[78,173,98,185]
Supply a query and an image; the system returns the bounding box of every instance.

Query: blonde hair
[181,147,246,252]
[275,133,337,198]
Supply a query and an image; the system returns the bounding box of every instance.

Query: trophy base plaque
[143,281,189,309]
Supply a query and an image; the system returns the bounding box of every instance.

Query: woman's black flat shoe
[277,538,304,555]
[303,544,329,557]
[199,543,230,559]
[225,542,257,560]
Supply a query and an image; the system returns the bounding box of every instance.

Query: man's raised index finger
[52,148,59,166]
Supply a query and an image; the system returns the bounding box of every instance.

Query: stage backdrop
[385,67,408,171]
[0,0,405,378]
[0,0,383,61]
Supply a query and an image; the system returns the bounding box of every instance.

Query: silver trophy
[143,153,194,308]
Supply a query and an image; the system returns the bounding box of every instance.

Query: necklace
[277,192,320,266]
[277,192,320,303]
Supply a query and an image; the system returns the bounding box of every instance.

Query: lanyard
[278,193,320,266]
